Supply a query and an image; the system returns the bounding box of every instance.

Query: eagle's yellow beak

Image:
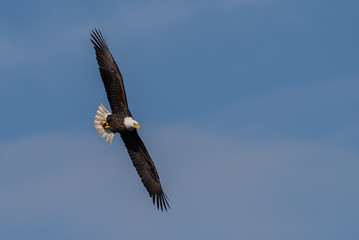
[134,123,140,130]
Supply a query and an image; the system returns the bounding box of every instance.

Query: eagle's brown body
[106,113,128,133]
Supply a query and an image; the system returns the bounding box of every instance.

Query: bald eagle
[90,29,169,211]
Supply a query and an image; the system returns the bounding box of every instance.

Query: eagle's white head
[124,117,140,131]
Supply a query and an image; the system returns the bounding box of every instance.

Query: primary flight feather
[90,29,169,211]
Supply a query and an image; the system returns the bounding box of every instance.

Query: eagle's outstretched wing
[120,130,170,211]
[90,29,129,114]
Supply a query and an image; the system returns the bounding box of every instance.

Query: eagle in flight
[90,29,169,211]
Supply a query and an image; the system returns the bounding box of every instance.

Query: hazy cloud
[1,128,358,239]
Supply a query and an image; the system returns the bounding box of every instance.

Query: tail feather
[94,104,115,145]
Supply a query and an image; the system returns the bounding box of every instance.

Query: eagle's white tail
[94,104,115,145]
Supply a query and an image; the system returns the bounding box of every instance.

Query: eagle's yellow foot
[101,120,110,129]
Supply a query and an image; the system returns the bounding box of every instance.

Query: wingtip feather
[151,192,170,212]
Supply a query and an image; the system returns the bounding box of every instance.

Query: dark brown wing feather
[90,29,129,114]
[120,130,170,211]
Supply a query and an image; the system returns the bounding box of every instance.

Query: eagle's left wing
[120,130,170,211]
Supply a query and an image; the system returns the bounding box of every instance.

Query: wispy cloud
[112,1,196,35]
[212,73,359,144]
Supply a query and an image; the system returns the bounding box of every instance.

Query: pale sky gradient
[0,0,358,239]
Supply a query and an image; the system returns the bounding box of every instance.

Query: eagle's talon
[100,120,110,129]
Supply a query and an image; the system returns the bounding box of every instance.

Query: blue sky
[0,0,358,239]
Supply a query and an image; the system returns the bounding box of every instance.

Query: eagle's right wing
[91,29,129,114]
